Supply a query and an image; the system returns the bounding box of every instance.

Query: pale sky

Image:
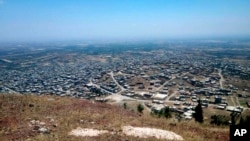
[0,0,250,42]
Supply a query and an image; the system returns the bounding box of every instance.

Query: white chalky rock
[122,126,184,140]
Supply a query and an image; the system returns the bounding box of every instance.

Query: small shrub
[123,103,127,109]
[210,115,230,126]
[137,104,144,113]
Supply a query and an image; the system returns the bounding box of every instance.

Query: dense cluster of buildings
[0,45,249,120]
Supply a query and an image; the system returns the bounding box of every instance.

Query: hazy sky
[0,0,250,42]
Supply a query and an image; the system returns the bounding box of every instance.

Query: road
[230,96,236,106]
[109,71,126,94]
[218,69,224,89]
[154,72,188,92]
[88,80,115,95]
[103,71,205,108]
[154,76,176,92]
[165,90,179,101]
[218,69,241,107]
[235,96,240,106]
[3,85,19,94]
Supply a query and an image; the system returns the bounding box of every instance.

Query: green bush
[137,103,144,113]
[151,107,172,118]
[123,103,127,109]
[210,115,230,126]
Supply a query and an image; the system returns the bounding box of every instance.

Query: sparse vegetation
[137,103,144,113]
[123,102,127,109]
[0,94,230,141]
[210,115,230,126]
[151,107,172,119]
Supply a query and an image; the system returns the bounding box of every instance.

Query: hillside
[0,94,229,141]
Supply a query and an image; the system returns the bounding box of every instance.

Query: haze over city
[0,0,250,42]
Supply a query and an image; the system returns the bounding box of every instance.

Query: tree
[193,99,203,123]
[163,107,172,118]
[151,107,172,119]
[137,103,144,113]
[230,111,237,125]
[123,103,127,109]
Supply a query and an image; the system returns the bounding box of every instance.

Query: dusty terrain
[0,94,230,141]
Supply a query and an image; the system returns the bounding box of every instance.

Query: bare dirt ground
[0,94,230,141]
[105,94,135,104]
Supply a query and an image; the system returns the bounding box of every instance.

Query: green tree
[151,107,172,118]
[164,107,172,118]
[193,99,203,123]
[137,103,144,113]
[123,103,127,109]
[230,112,237,125]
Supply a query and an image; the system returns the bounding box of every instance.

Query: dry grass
[0,94,230,141]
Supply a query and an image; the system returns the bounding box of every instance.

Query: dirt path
[218,69,224,89]
[105,94,135,104]
[88,80,115,94]
[109,71,126,94]
[3,85,19,94]
[230,96,236,106]
[165,90,178,101]
[154,76,176,92]
[235,96,240,106]
[154,72,188,92]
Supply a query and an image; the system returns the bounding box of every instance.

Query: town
[0,41,250,121]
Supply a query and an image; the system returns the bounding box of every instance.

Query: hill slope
[0,94,229,141]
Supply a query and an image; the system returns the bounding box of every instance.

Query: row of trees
[210,114,250,126]
[151,107,172,118]
[124,102,172,118]
[126,102,202,121]
[125,100,248,127]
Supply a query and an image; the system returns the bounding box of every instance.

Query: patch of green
[151,107,172,119]
[240,101,247,107]
[210,115,230,126]
[137,103,144,113]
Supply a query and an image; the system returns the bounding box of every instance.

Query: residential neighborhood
[0,42,249,121]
